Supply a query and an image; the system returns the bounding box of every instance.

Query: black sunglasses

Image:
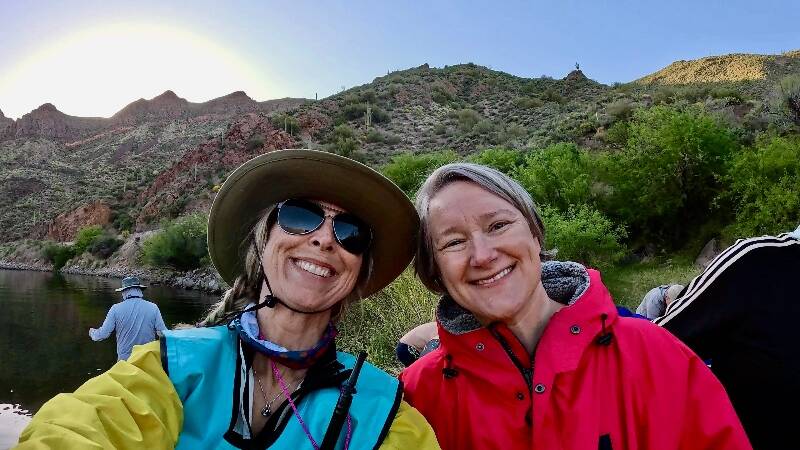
[276,199,372,255]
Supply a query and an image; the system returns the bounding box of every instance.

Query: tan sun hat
[207,149,419,297]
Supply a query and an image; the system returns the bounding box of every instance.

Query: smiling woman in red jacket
[399,162,751,450]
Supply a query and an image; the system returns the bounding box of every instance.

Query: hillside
[0,49,798,244]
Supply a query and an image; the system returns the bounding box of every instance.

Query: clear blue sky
[1,0,798,118]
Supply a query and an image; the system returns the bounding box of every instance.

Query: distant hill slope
[0,49,797,243]
[635,50,800,97]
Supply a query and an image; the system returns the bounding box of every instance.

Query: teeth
[476,267,512,285]
[297,260,333,278]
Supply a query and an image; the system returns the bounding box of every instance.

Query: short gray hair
[414,162,548,293]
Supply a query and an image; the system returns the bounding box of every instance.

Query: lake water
[0,269,219,448]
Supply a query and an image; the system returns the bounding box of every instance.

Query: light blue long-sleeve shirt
[89,294,167,360]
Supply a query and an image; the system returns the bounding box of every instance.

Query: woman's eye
[490,221,510,232]
[441,239,464,250]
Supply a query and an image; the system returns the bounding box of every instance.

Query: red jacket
[400,264,751,450]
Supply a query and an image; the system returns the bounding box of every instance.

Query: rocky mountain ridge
[0,90,308,142]
[0,49,798,245]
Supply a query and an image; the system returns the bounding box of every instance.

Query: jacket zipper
[489,325,533,393]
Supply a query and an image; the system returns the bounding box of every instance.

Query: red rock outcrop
[0,109,14,138]
[134,113,297,226]
[14,103,106,141]
[111,90,190,125]
[47,200,113,242]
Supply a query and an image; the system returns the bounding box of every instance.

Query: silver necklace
[253,364,303,417]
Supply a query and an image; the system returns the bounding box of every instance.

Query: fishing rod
[319,351,367,450]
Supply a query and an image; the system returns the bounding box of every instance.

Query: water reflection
[0,269,218,417]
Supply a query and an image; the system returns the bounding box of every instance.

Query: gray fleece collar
[437,261,590,335]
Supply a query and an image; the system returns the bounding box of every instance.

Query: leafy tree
[603,105,738,245]
[382,150,459,197]
[467,148,524,175]
[141,213,209,270]
[514,143,593,211]
[74,226,104,254]
[723,136,800,237]
[542,205,628,270]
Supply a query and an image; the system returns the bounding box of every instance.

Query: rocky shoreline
[0,260,227,295]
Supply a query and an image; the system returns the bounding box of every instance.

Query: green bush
[473,119,495,134]
[246,134,265,151]
[775,75,800,125]
[541,88,564,104]
[88,235,124,259]
[604,121,629,146]
[327,125,360,158]
[74,226,104,254]
[468,148,524,175]
[365,129,385,143]
[371,107,391,124]
[606,99,635,121]
[270,113,300,135]
[113,211,134,232]
[342,103,368,121]
[513,96,543,109]
[431,81,455,105]
[723,136,800,237]
[141,213,209,270]
[382,150,460,197]
[542,205,628,270]
[602,105,738,245]
[456,109,481,133]
[514,143,593,211]
[43,242,77,270]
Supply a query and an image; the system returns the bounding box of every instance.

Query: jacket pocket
[598,434,613,450]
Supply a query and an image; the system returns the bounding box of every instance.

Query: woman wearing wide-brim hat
[16,150,440,449]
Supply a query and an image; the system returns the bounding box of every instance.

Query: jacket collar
[435,262,618,375]
[437,261,590,335]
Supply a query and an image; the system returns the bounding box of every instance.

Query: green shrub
[606,99,635,121]
[338,270,437,372]
[541,88,564,104]
[246,134,265,151]
[270,113,301,135]
[473,119,495,134]
[602,105,738,245]
[431,81,455,105]
[384,133,402,145]
[604,121,629,146]
[342,103,368,121]
[371,107,391,124]
[468,148,524,175]
[141,213,209,270]
[43,242,77,270]
[113,211,134,232]
[456,109,481,133]
[513,96,543,109]
[365,129,385,143]
[775,75,800,125]
[382,150,460,197]
[514,143,593,211]
[542,205,627,270]
[327,125,360,158]
[433,123,447,135]
[88,235,124,259]
[723,136,800,237]
[74,226,104,254]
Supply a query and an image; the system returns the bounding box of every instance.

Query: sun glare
[0,23,273,119]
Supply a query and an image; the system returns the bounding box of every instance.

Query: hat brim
[207,149,419,298]
[115,285,147,292]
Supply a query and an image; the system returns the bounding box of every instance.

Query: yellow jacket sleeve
[378,399,441,450]
[15,341,182,449]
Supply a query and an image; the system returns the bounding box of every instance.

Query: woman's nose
[310,217,336,251]
[469,235,497,266]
